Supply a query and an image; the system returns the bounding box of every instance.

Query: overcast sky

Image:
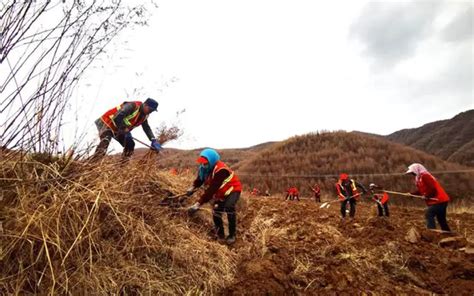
[69,0,473,152]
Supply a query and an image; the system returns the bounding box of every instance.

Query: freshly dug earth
[208,197,474,295]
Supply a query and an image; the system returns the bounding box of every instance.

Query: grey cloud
[375,43,472,108]
[441,5,473,43]
[415,44,472,102]
[350,1,442,69]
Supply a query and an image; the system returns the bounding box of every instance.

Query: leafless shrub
[0,1,155,155]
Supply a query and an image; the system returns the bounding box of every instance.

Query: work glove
[151,139,162,151]
[187,202,201,215]
[186,186,196,196]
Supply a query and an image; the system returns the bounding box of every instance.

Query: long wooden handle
[382,190,432,200]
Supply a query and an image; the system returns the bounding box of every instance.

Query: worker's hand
[187,202,201,215]
[186,186,196,196]
[151,139,162,151]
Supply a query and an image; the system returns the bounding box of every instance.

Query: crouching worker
[369,183,389,217]
[406,163,451,232]
[92,98,162,161]
[187,148,242,245]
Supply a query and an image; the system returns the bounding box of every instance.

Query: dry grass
[245,210,288,258]
[447,199,474,214]
[0,153,236,295]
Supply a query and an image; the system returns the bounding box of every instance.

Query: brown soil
[211,197,474,295]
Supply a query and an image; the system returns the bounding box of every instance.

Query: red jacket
[373,192,389,204]
[288,187,299,195]
[312,186,321,196]
[415,172,450,206]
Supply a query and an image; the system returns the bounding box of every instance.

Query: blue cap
[144,98,158,111]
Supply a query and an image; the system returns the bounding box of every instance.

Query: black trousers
[377,202,390,217]
[340,198,356,218]
[314,194,321,202]
[425,202,450,231]
[93,119,135,159]
[213,191,240,238]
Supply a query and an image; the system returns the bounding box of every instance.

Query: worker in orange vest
[285,187,299,201]
[311,184,321,202]
[92,98,161,160]
[369,183,389,217]
[406,163,451,231]
[187,148,242,245]
[335,173,367,219]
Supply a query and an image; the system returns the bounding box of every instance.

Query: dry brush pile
[0,154,236,295]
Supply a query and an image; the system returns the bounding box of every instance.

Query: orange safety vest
[336,179,360,201]
[100,101,148,132]
[205,161,242,200]
[416,172,450,206]
[374,192,389,204]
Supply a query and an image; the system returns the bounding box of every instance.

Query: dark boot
[226,211,237,245]
[213,213,225,239]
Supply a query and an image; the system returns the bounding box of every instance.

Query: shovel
[320,199,339,209]
[381,190,437,201]
[132,137,161,152]
[320,195,358,209]
[159,188,198,207]
[374,199,383,207]
[159,192,187,207]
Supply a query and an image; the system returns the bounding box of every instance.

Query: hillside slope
[237,131,474,200]
[386,110,474,166]
[133,141,276,171]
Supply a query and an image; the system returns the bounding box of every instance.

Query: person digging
[405,163,451,232]
[187,148,242,245]
[335,173,367,220]
[369,183,390,217]
[311,184,321,202]
[92,98,162,161]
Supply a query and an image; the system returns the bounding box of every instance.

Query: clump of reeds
[0,153,236,295]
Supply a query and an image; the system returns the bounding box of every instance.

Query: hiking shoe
[226,236,236,245]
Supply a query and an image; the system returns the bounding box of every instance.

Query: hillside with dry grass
[133,141,276,171]
[386,109,474,167]
[237,131,474,202]
[0,154,238,294]
[1,153,473,295]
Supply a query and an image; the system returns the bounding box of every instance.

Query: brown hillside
[237,131,474,202]
[386,109,474,167]
[133,141,276,171]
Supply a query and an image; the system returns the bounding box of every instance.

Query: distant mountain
[386,110,474,166]
[237,131,473,200]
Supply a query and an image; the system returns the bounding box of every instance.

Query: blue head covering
[198,148,220,182]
